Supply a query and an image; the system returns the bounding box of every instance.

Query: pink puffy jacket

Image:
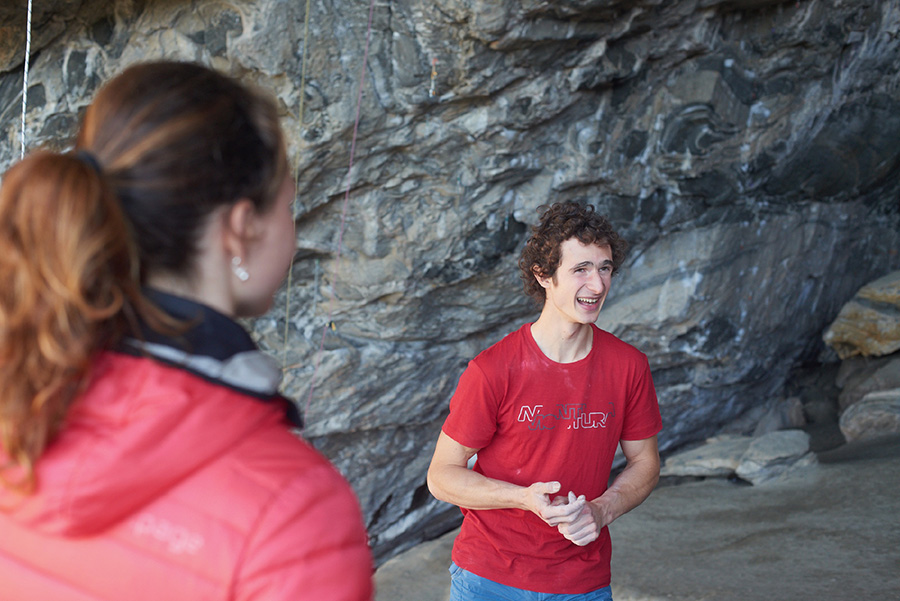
[0,352,374,601]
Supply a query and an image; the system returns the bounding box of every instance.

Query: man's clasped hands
[525,481,605,547]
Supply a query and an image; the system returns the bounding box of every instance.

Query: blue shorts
[449,562,613,601]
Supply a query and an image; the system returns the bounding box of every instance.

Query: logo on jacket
[132,513,205,555]
[517,403,615,431]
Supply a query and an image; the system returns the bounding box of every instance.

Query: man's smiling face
[538,237,613,326]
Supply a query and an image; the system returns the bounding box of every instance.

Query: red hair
[0,152,149,491]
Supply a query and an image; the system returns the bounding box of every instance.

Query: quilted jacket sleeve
[232,462,374,601]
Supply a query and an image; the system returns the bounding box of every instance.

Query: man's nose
[586,270,604,292]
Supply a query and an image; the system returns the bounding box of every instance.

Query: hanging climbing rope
[15,0,370,428]
[298,0,379,422]
[20,0,34,159]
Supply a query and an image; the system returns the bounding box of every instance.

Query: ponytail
[0,151,150,492]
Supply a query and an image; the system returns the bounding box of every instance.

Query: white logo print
[517,403,615,430]
[132,513,205,555]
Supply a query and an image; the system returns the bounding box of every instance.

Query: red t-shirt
[441,323,662,594]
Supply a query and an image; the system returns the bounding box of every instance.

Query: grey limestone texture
[1,0,899,562]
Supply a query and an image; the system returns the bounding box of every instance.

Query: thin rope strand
[281,0,315,372]
[20,0,34,159]
[303,0,377,421]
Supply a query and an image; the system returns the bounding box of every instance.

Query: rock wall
[824,270,900,443]
[2,0,900,562]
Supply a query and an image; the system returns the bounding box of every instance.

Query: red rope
[303,0,378,424]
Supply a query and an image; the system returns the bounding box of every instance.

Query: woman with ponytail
[0,61,373,601]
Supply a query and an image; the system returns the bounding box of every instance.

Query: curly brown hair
[518,201,627,304]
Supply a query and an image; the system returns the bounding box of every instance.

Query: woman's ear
[222,199,257,258]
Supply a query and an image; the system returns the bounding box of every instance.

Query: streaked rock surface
[2,0,900,561]
[840,388,900,442]
[660,434,752,478]
[824,271,900,359]
[836,354,900,411]
[735,429,814,485]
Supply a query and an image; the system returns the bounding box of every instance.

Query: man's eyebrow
[570,258,613,270]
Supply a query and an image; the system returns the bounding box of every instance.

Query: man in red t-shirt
[428,201,662,599]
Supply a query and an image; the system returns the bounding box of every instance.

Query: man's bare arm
[426,431,584,523]
[557,435,660,546]
[595,435,661,523]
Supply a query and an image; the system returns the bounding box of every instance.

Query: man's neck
[530,312,594,364]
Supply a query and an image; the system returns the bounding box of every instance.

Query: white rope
[20,0,34,160]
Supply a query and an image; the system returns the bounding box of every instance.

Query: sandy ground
[374,434,900,601]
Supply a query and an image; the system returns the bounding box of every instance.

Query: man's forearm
[591,447,660,527]
[426,463,533,511]
[427,431,578,521]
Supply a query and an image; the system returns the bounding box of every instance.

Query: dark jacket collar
[120,289,303,428]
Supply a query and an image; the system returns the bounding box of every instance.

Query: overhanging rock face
[2,0,900,562]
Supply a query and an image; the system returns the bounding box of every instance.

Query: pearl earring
[232,256,250,281]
